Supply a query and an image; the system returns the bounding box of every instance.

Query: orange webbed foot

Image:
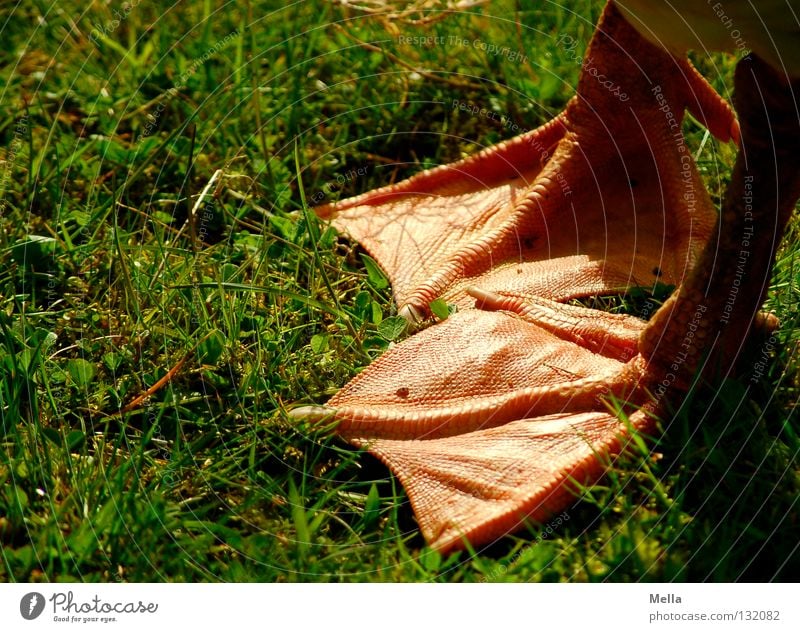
[292,285,656,551]
[293,2,750,552]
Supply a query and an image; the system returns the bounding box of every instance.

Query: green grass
[0,0,797,581]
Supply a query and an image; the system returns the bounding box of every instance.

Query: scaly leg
[640,55,800,388]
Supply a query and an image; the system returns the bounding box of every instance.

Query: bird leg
[640,55,800,388]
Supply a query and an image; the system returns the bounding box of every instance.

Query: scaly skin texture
[315,3,737,321]
[289,3,796,553]
[641,56,800,387]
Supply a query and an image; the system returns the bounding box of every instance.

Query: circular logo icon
[20,592,46,620]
